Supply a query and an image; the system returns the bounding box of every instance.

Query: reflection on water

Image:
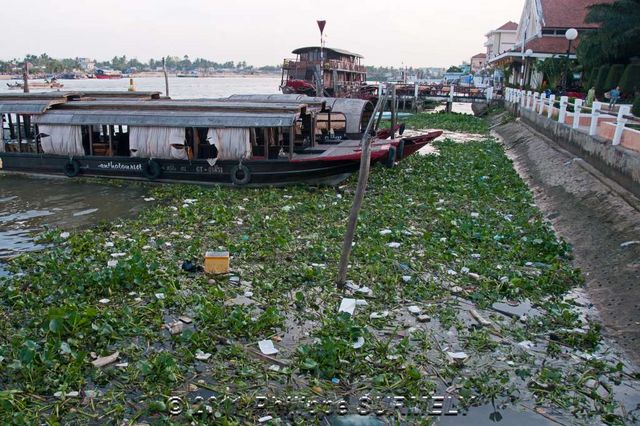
[0,175,148,261]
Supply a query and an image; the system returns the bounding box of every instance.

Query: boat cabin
[281,47,367,98]
[0,92,385,186]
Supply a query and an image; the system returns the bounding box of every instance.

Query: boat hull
[0,153,361,186]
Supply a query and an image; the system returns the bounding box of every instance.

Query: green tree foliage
[619,64,640,96]
[577,0,640,69]
[535,57,572,90]
[595,65,611,96]
[604,64,625,91]
[447,66,462,73]
[632,95,640,116]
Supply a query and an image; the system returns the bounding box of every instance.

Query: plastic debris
[407,305,422,315]
[181,260,196,272]
[155,293,165,300]
[268,364,281,372]
[104,242,114,248]
[352,337,365,349]
[179,316,193,324]
[110,252,126,258]
[417,314,431,323]
[98,298,110,305]
[115,362,129,368]
[60,232,70,239]
[92,351,119,368]
[338,298,357,315]
[446,351,468,364]
[471,212,480,218]
[258,340,278,355]
[195,350,212,361]
[379,229,392,235]
[54,391,80,398]
[166,321,184,335]
[370,311,389,319]
[402,275,412,283]
[143,197,155,202]
[620,241,640,248]
[387,242,401,248]
[468,273,481,281]
[357,286,373,296]
[332,377,341,384]
[258,416,273,423]
[107,260,118,268]
[355,299,368,306]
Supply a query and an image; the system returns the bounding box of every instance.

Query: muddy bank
[494,116,640,366]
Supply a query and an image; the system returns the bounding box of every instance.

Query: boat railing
[283,59,366,73]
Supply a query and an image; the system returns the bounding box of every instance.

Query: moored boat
[0,91,397,186]
[6,79,64,90]
[95,69,123,79]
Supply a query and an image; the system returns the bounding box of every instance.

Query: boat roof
[32,110,299,128]
[292,46,363,59]
[0,95,69,114]
[56,100,314,114]
[224,95,373,134]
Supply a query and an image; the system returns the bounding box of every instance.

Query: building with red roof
[485,21,519,62]
[488,0,615,88]
[470,53,487,73]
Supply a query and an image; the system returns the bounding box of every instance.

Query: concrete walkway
[494,117,640,366]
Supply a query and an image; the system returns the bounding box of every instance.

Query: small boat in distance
[6,79,64,90]
[95,69,123,79]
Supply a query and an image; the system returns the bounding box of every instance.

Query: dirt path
[494,117,640,366]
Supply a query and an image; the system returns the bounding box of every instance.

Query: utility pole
[22,62,30,93]
[162,57,170,97]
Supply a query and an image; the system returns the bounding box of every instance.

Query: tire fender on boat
[385,146,397,168]
[142,160,162,180]
[64,159,81,177]
[396,140,405,161]
[230,164,251,185]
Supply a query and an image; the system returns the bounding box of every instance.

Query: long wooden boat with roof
[0,91,398,186]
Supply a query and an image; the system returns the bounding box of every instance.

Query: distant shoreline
[0,72,280,81]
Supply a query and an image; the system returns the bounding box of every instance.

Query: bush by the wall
[619,64,640,97]
[632,95,640,117]
[604,64,625,91]
[595,65,610,96]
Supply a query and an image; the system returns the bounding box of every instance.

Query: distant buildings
[485,21,518,61]
[470,53,487,73]
[78,58,95,72]
[486,0,615,89]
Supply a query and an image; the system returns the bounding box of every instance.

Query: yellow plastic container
[204,251,230,274]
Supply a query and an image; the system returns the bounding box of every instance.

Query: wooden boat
[95,69,122,79]
[0,92,397,186]
[280,47,371,100]
[6,80,64,90]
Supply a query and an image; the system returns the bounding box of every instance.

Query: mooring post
[572,99,583,129]
[589,101,602,136]
[162,57,170,97]
[612,105,631,146]
[336,89,389,289]
[391,85,397,137]
[22,62,29,94]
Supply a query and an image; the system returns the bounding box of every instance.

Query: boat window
[2,114,38,153]
[316,112,347,141]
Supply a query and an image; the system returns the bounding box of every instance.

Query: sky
[2,0,524,68]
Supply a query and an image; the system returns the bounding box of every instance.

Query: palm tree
[577,0,640,68]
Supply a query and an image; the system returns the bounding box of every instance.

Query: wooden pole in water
[162,57,170,97]
[391,84,397,138]
[336,87,389,289]
[22,62,29,94]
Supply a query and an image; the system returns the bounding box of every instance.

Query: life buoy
[63,159,80,177]
[230,164,251,185]
[385,146,397,168]
[142,160,162,180]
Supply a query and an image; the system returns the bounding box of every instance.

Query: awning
[32,110,299,128]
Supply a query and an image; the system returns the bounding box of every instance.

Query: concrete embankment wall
[505,102,640,198]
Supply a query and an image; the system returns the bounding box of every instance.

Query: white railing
[504,87,637,146]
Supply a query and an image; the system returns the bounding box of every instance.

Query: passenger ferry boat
[0,92,439,186]
[95,69,123,79]
[280,47,371,100]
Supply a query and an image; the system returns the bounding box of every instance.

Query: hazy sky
[3,0,523,67]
